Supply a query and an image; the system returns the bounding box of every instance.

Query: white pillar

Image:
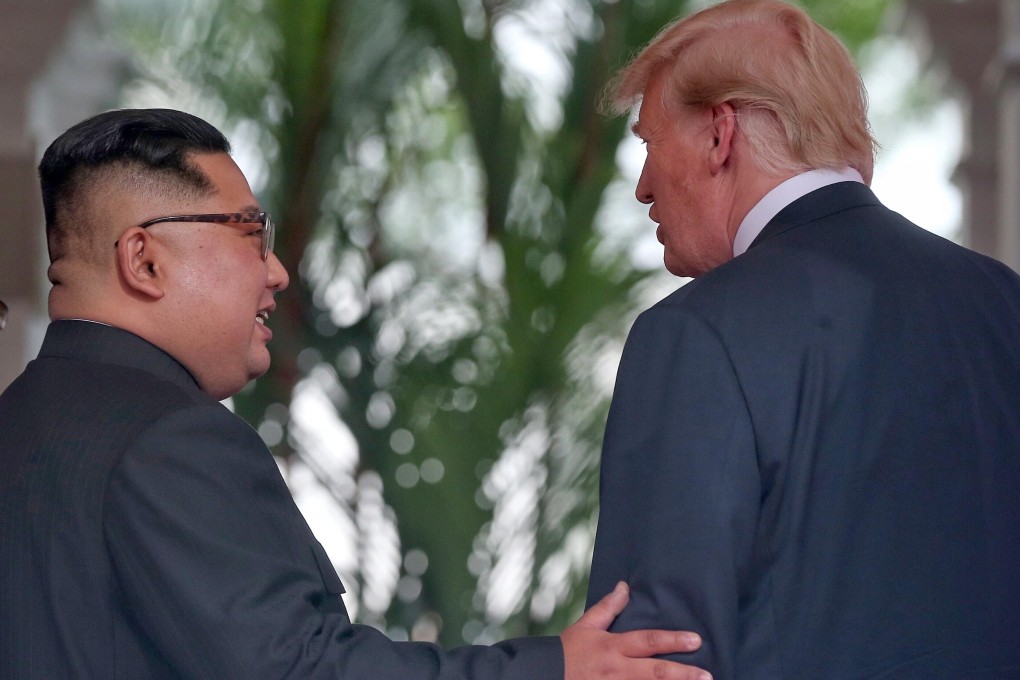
[0,2,124,391]
[903,0,1007,264]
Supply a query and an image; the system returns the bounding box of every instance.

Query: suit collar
[748,181,882,250]
[734,168,864,256]
[39,319,200,392]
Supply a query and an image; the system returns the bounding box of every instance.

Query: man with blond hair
[587,0,1020,677]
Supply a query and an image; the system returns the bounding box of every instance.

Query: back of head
[39,108,231,267]
[607,0,876,183]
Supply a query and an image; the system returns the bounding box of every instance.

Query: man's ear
[115,227,166,300]
[708,102,737,174]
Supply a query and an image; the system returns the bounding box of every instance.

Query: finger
[575,581,629,630]
[625,658,713,680]
[617,629,703,657]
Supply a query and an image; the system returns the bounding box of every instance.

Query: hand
[560,582,711,680]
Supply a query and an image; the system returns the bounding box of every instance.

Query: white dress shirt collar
[732,167,864,257]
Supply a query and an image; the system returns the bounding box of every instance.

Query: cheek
[168,262,216,319]
[659,184,697,231]
[173,260,257,327]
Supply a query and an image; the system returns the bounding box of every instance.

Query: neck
[725,169,797,246]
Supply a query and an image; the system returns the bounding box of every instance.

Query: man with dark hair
[586,1,1020,678]
[0,108,708,680]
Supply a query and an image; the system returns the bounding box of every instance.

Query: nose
[267,251,290,292]
[635,162,653,205]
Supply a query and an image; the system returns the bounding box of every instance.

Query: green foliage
[800,0,895,52]
[99,0,893,648]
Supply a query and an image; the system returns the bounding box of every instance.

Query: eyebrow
[628,118,652,140]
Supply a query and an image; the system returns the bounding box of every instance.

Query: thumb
[575,581,629,631]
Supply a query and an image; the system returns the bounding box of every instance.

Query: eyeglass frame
[117,211,276,260]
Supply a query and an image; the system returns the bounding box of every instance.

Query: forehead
[632,69,678,139]
[188,153,256,205]
[632,71,708,143]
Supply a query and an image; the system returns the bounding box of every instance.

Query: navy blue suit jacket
[0,320,561,679]
[587,183,1020,678]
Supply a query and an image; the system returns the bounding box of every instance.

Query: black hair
[38,108,231,234]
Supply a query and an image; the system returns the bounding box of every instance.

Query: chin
[247,343,273,374]
[246,361,271,383]
[664,258,696,278]
[201,367,269,401]
[665,248,727,278]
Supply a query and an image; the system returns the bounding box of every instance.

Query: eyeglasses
[123,211,276,260]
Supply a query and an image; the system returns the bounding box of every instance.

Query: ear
[708,102,737,175]
[115,227,166,300]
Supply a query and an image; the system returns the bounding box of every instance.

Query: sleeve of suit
[587,305,762,679]
[103,404,562,680]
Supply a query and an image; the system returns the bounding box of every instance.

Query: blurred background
[1,0,1015,648]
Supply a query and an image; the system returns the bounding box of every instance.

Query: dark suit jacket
[587,182,1020,679]
[0,320,561,679]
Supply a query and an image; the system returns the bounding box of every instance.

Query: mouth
[256,306,273,326]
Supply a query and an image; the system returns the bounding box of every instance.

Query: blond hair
[606,0,876,183]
